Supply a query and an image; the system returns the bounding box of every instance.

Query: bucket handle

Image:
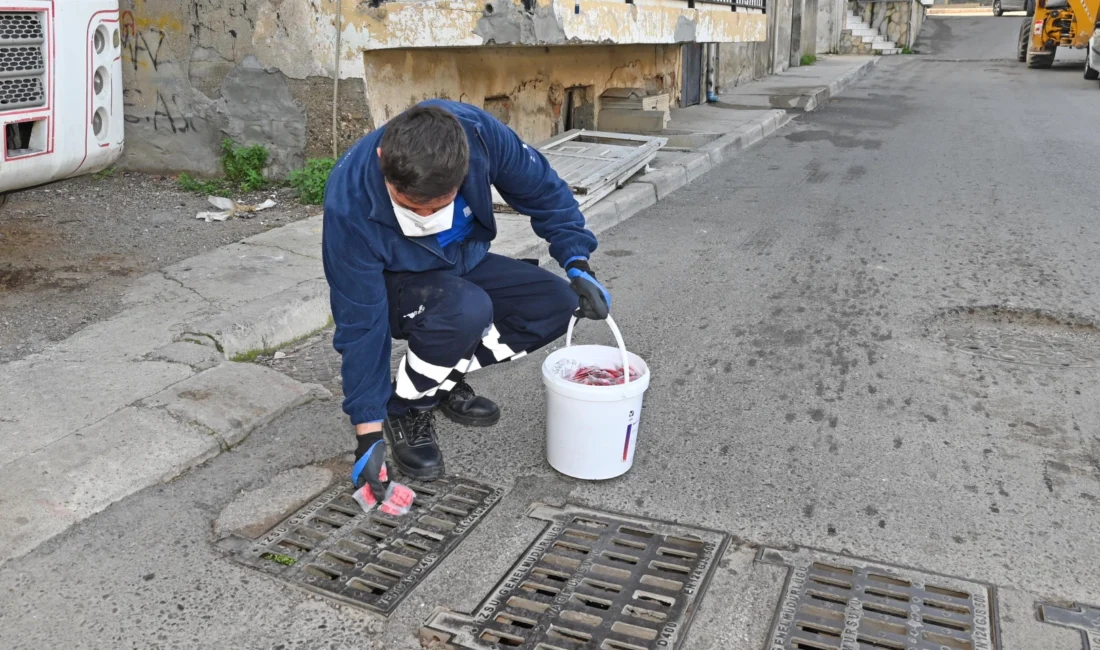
[565,315,632,385]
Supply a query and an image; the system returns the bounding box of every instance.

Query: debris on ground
[0,171,310,364]
[196,196,277,222]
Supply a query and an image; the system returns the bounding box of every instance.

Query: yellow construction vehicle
[1017,0,1099,68]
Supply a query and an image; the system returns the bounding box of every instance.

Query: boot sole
[439,404,501,427]
[389,455,445,481]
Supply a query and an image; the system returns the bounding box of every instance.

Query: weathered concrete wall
[852,0,925,48]
[120,0,369,176]
[817,0,845,53]
[347,0,766,49]
[716,0,798,91]
[771,0,794,74]
[800,0,819,60]
[363,45,679,142]
[718,42,764,89]
[118,0,766,176]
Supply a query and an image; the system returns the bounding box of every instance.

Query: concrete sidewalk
[717,55,880,111]
[0,55,879,567]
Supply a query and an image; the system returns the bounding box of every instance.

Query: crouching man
[322,101,611,505]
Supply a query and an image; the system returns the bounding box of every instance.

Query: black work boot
[383,409,444,480]
[439,379,501,427]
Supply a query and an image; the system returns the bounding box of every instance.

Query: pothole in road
[930,306,1100,368]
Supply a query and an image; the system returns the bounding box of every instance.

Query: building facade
[119,0,768,176]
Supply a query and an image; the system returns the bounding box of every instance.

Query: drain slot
[622,604,667,623]
[610,621,657,641]
[611,538,648,551]
[547,626,592,643]
[572,593,613,611]
[560,610,603,628]
[496,614,538,629]
[554,540,593,555]
[634,590,676,608]
[563,528,601,542]
[581,578,622,595]
[649,560,691,574]
[603,552,640,566]
[639,574,682,592]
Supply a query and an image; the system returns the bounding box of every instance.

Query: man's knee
[423,277,493,342]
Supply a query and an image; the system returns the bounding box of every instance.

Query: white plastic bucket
[541,315,651,480]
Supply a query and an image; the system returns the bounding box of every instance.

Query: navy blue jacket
[322,100,598,424]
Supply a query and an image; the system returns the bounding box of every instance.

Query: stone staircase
[841,9,902,55]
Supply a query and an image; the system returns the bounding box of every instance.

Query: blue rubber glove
[565,258,610,320]
[351,431,389,503]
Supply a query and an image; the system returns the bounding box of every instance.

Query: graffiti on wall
[120,3,196,136]
[122,88,195,134]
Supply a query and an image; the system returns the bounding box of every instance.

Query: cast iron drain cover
[1039,601,1100,649]
[419,503,729,650]
[261,330,342,389]
[218,476,504,615]
[758,546,1000,650]
[930,306,1100,368]
[262,332,408,392]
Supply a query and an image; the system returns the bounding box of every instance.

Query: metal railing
[695,0,767,12]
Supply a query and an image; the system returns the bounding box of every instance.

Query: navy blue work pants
[384,253,577,415]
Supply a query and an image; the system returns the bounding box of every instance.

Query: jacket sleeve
[322,169,392,425]
[481,113,598,267]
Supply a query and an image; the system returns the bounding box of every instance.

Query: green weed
[175,139,271,195]
[220,139,269,192]
[288,158,336,205]
[901,45,914,54]
[92,166,116,180]
[229,317,335,363]
[800,54,818,66]
[260,552,297,567]
[176,172,223,195]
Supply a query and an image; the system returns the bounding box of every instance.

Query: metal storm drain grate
[1039,601,1100,649]
[218,476,504,615]
[262,331,409,394]
[261,329,343,391]
[758,547,1000,650]
[420,503,729,650]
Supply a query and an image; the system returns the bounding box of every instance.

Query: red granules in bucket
[567,364,644,386]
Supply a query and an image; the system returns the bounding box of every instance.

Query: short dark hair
[378,105,469,202]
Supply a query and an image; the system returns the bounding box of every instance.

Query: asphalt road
[3,17,1099,650]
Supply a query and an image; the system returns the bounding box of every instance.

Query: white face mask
[391,198,454,238]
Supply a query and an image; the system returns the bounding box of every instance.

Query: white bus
[0,0,123,202]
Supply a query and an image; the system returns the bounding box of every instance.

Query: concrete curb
[828,57,880,97]
[188,279,332,360]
